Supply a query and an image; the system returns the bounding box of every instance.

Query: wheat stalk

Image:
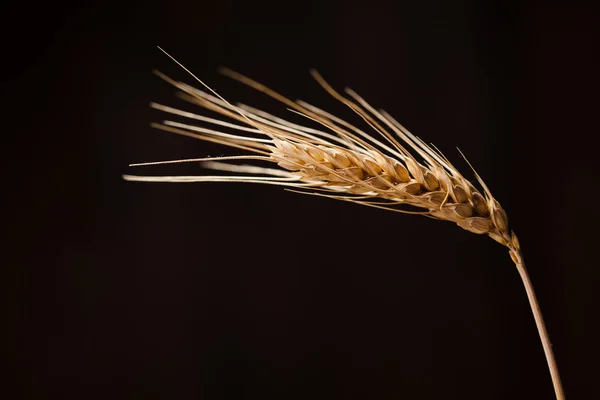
[123,48,565,399]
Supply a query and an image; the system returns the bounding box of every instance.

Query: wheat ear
[123,48,565,399]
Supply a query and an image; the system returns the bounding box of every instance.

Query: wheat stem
[512,248,565,399]
[130,49,565,397]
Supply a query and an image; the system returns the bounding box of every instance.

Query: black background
[5,1,599,399]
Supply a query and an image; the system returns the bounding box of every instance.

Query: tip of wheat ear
[126,52,514,249]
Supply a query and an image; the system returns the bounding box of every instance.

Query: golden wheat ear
[123,47,565,399]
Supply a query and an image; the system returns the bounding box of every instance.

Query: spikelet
[124,50,515,252]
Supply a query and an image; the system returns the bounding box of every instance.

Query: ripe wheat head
[124,51,520,260]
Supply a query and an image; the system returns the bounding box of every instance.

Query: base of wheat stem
[511,248,565,399]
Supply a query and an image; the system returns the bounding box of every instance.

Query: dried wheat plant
[123,48,565,399]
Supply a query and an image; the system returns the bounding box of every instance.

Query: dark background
[5,0,599,399]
